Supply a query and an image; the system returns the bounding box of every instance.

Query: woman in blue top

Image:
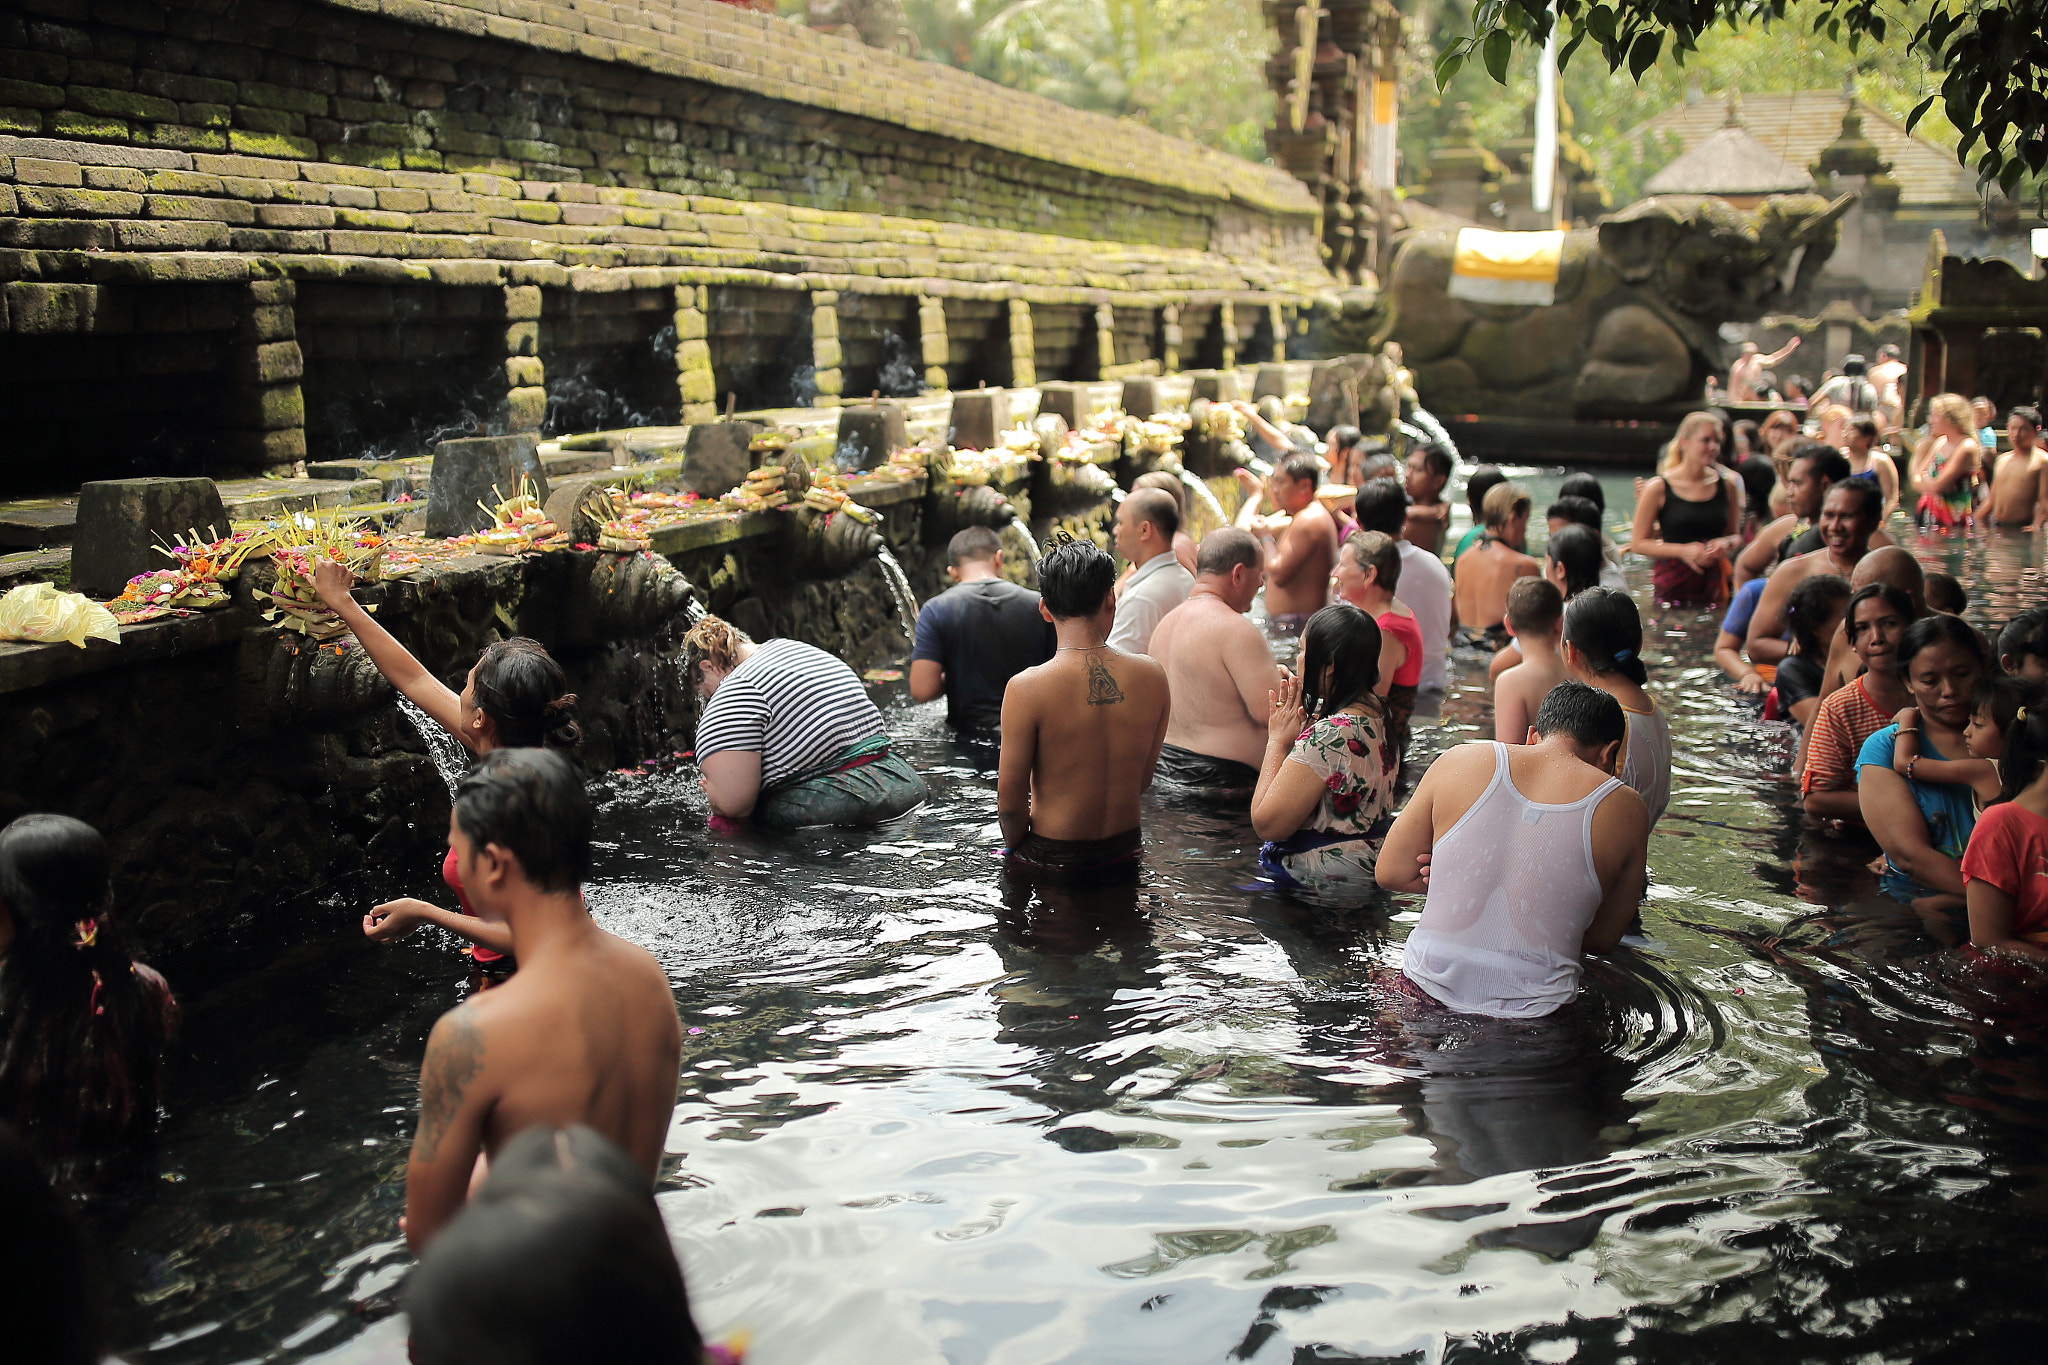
[1857,614,1988,901]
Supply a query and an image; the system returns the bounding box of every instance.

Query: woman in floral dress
[1251,603,1399,898]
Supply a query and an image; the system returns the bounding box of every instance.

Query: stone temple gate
[0,0,1332,497]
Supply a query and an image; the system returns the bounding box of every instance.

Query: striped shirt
[694,638,884,788]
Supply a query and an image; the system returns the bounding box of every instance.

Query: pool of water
[98,472,2048,1363]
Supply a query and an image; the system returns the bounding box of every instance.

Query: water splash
[396,696,469,795]
[1404,405,1461,467]
[684,596,708,624]
[872,546,921,642]
[1004,514,1043,581]
[1178,468,1229,531]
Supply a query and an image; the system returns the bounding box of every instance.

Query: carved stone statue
[1375,193,1853,417]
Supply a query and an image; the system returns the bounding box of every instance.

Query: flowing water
[394,696,468,796]
[1403,405,1461,466]
[874,545,922,641]
[1177,467,1231,534]
[93,471,2048,1364]
[1004,514,1044,579]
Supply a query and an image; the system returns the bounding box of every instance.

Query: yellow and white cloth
[1447,228,1565,307]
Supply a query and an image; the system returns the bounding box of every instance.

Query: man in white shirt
[1107,488,1194,655]
[1353,477,1451,693]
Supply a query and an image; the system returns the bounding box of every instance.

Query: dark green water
[99,472,2048,1364]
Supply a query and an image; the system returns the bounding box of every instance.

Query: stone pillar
[1218,300,1237,371]
[810,289,843,408]
[1268,302,1287,364]
[948,389,1007,452]
[226,278,306,475]
[498,284,546,435]
[673,285,716,423]
[1095,302,1115,378]
[918,294,949,392]
[1161,304,1182,375]
[1008,298,1035,389]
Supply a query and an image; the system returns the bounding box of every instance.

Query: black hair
[1732,420,1761,455]
[1298,603,1381,722]
[1411,443,1453,481]
[2000,606,2048,669]
[0,816,169,1188]
[1974,675,2040,791]
[1785,573,1851,659]
[1924,571,1967,615]
[1563,586,1647,686]
[1846,583,1915,643]
[1787,439,1850,486]
[1736,455,1778,523]
[453,748,592,894]
[1546,495,1601,530]
[406,1127,705,1365]
[2012,405,2043,430]
[1326,424,1363,454]
[1848,414,1880,441]
[946,526,1002,567]
[473,638,582,754]
[1464,465,1505,516]
[1351,476,1408,537]
[1194,526,1260,577]
[1278,452,1322,488]
[1842,354,1868,376]
[1556,472,1604,511]
[1825,477,1883,525]
[1035,534,1117,620]
[1545,524,1605,598]
[1897,612,1987,673]
[1123,487,1181,543]
[1994,687,2048,805]
[1532,678,1625,749]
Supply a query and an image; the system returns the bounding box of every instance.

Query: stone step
[0,497,79,552]
[0,546,71,590]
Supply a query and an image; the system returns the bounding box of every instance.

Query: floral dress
[1258,707,1399,896]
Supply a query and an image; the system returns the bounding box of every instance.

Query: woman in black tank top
[1629,412,1743,606]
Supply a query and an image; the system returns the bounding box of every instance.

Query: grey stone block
[1120,377,1162,418]
[424,435,547,539]
[1252,364,1291,401]
[1188,371,1242,404]
[947,388,1007,452]
[833,401,907,471]
[1035,381,1087,432]
[70,477,229,596]
[681,421,763,497]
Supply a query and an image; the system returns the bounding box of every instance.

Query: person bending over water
[0,815,175,1187]
[1561,587,1670,830]
[1802,584,1915,825]
[1235,452,1339,631]
[1381,680,1650,1018]
[1251,604,1398,896]
[404,749,681,1253]
[999,535,1171,880]
[1857,614,1988,900]
[1148,527,1280,803]
[909,526,1055,735]
[1482,522,1604,683]
[688,615,927,829]
[1453,481,1539,650]
[314,559,580,974]
[1963,696,2048,959]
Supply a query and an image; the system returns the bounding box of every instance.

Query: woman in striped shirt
[686,616,927,829]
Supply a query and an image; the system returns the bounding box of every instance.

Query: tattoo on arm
[415,1007,484,1163]
[1085,653,1126,706]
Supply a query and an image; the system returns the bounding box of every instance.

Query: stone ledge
[0,607,251,698]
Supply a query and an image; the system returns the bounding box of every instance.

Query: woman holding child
[1857,615,1988,899]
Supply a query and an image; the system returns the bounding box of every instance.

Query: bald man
[1107,487,1194,655]
[1818,546,1927,699]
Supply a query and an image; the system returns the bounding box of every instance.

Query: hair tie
[1614,648,1635,661]
[2021,707,2030,722]
[73,917,99,950]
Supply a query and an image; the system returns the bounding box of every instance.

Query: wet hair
[1351,477,1408,537]
[1345,530,1402,593]
[682,615,753,676]
[1736,455,1778,524]
[1924,572,1967,615]
[1826,477,1883,526]
[453,748,592,894]
[1546,495,1601,531]
[2012,405,2043,431]
[1897,612,1986,674]
[1848,415,1880,442]
[1787,439,1849,486]
[1563,586,1647,686]
[1123,487,1180,542]
[1481,480,1530,530]
[1036,533,1117,620]
[1556,472,1605,510]
[1410,443,1453,481]
[474,639,582,753]
[1505,576,1563,635]
[946,526,1002,567]
[407,1126,705,1365]
[1278,452,1322,489]
[1785,573,1851,659]
[1464,465,1505,517]
[0,816,169,1187]
[1532,678,1625,749]
[1298,603,1381,721]
[1842,354,1868,377]
[1194,526,1259,578]
[1130,470,1188,515]
[1545,524,1604,598]
[2000,606,2048,671]
[1325,425,1363,456]
[0,1124,100,1365]
[1846,583,1915,643]
[1929,392,1974,436]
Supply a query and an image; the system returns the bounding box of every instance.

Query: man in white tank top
[1378,681,1650,1018]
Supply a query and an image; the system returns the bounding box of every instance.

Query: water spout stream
[1404,405,1461,467]
[1004,514,1043,579]
[1178,467,1230,532]
[873,546,921,642]
[397,696,469,795]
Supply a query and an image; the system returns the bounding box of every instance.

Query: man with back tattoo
[998,533,1171,880]
[403,748,681,1252]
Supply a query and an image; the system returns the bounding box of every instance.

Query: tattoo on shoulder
[1085,653,1125,706]
[415,1006,485,1163]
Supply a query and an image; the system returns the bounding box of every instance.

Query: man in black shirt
[910,527,1057,733]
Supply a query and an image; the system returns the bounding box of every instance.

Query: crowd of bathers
[6,381,2048,1363]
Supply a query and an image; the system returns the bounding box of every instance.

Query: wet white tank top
[1619,699,1671,828]
[1402,742,1623,1018]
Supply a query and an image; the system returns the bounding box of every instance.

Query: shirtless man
[1452,480,1540,650]
[1401,442,1455,556]
[1869,344,1906,429]
[1729,337,1801,403]
[1733,441,1850,588]
[1379,679,1649,1019]
[1978,405,2048,528]
[404,749,682,1253]
[1234,452,1338,630]
[1148,528,1281,802]
[999,536,1172,877]
[1746,479,1883,666]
